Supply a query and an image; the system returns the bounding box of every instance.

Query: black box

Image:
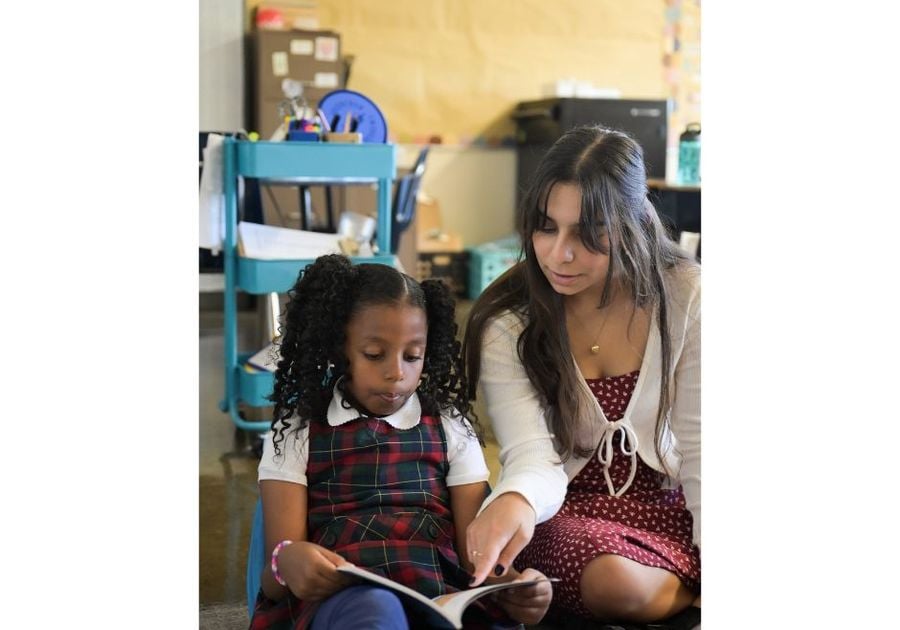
[512,98,670,206]
[416,252,469,299]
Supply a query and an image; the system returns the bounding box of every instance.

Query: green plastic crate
[467,236,522,299]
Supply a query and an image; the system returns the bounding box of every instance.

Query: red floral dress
[514,370,701,619]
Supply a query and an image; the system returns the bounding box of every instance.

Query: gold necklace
[567,306,611,354]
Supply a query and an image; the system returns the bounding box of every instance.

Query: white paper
[314,36,339,61]
[290,39,314,55]
[247,342,280,372]
[336,564,555,630]
[271,51,288,76]
[238,221,342,260]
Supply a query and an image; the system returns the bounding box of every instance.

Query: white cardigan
[477,266,701,546]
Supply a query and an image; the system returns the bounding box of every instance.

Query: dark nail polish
[494,564,505,576]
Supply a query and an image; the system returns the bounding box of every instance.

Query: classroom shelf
[220,139,398,432]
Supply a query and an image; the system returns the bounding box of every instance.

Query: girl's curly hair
[270,254,476,456]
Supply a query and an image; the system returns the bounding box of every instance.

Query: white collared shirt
[258,387,490,487]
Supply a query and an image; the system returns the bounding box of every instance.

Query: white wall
[397,145,517,246]
[199,0,244,131]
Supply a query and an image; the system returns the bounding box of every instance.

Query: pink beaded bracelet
[271,540,293,587]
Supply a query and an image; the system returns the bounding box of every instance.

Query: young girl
[250,254,552,630]
[463,126,701,626]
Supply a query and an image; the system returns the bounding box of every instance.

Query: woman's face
[531,182,611,298]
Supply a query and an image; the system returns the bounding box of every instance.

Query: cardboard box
[249,29,343,136]
[416,194,464,253]
[416,252,469,298]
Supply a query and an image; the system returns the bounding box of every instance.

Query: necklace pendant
[590,344,600,354]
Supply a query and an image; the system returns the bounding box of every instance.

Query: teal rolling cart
[219,139,398,432]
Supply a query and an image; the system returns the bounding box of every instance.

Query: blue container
[237,254,397,294]
[287,130,320,142]
[677,123,701,185]
[237,355,275,407]
[467,236,522,299]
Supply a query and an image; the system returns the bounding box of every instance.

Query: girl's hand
[493,568,553,625]
[278,541,351,601]
[466,492,536,585]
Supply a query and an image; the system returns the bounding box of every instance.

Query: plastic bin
[467,236,522,299]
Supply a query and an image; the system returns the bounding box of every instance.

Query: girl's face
[532,182,611,298]
[343,303,428,417]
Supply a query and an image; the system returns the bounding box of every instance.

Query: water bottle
[677,123,701,185]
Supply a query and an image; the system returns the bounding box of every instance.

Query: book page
[336,564,554,629]
[431,579,554,628]
[336,565,438,611]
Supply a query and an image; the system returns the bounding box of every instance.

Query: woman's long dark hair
[270,254,475,456]
[462,126,696,467]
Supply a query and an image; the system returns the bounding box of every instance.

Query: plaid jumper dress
[249,412,482,630]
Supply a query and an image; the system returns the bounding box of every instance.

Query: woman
[462,126,700,624]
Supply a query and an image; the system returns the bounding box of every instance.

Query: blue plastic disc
[319,89,388,143]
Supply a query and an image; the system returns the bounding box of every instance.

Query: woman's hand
[494,568,553,625]
[466,492,536,586]
[278,541,351,601]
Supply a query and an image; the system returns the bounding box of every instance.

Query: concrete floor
[199,307,260,608]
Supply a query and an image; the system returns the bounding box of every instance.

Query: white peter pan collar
[326,382,423,430]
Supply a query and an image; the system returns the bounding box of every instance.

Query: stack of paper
[238,222,343,260]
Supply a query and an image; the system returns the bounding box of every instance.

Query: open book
[336,564,556,630]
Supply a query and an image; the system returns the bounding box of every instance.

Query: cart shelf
[236,254,398,295]
[220,139,398,432]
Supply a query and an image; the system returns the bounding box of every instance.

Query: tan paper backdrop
[246,0,700,145]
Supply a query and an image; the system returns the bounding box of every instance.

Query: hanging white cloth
[199,133,225,253]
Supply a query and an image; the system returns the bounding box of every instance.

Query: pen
[318,108,332,132]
